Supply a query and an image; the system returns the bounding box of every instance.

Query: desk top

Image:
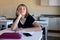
[0,28,43,40]
[0,20,13,22]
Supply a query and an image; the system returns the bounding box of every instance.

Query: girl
[11,4,42,31]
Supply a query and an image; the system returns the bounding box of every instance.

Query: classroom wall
[0,0,60,18]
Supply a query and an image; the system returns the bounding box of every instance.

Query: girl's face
[17,6,26,16]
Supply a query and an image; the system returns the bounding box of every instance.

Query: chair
[37,17,49,40]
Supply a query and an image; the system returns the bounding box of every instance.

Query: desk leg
[0,25,2,30]
[45,26,48,40]
[6,25,8,29]
[5,23,8,29]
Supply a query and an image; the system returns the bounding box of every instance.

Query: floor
[48,32,60,37]
[48,36,60,40]
[47,32,60,40]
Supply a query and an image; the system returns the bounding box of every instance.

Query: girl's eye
[18,8,26,11]
[18,7,26,11]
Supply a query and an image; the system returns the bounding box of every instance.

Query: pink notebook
[0,33,22,39]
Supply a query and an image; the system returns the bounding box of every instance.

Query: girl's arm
[11,14,22,30]
[18,21,42,31]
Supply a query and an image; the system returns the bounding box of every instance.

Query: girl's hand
[14,28,23,32]
[17,11,22,18]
